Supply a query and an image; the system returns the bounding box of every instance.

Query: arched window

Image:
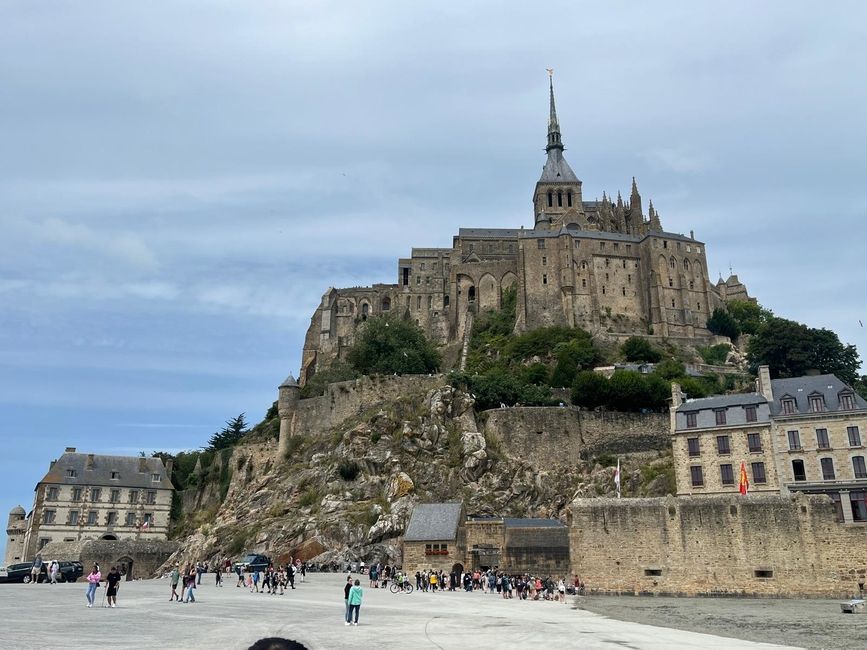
[361,303,369,320]
[567,191,573,207]
[581,261,587,270]
[547,191,553,207]
[382,297,391,311]
[557,191,563,207]
[669,257,676,270]
[443,295,450,307]
[468,286,476,302]
[683,259,690,271]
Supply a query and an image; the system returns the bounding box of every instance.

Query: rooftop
[677,392,767,413]
[769,374,867,416]
[39,452,173,490]
[404,503,463,542]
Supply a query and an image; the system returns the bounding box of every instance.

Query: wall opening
[644,569,662,577]
[754,569,774,579]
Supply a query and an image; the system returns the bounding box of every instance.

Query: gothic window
[468,286,475,302]
[669,257,676,269]
[547,191,553,207]
[382,297,391,311]
[683,259,690,271]
[567,191,573,207]
[361,303,369,320]
[557,191,563,207]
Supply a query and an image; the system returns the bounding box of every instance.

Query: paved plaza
[0,573,802,649]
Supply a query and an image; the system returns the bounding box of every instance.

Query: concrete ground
[1,573,802,650]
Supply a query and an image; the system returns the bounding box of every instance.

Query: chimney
[757,365,773,402]
[49,459,56,470]
[670,382,683,432]
[138,457,147,473]
[65,447,76,453]
[86,454,95,470]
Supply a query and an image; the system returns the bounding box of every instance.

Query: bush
[550,339,599,388]
[654,358,685,380]
[706,308,740,340]
[347,315,441,375]
[505,326,593,362]
[338,459,361,481]
[571,371,610,409]
[697,343,730,366]
[620,336,662,363]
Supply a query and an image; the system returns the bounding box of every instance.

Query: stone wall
[482,407,669,468]
[569,494,867,597]
[403,540,463,574]
[39,539,178,580]
[503,526,570,576]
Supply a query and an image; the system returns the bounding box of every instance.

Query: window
[547,191,553,207]
[792,459,806,482]
[110,489,120,503]
[720,464,734,485]
[690,466,704,487]
[107,511,117,526]
[46,487,59,501]
[537,239,545,250]
[382,297,391,311]
[416,296,421,309]
[361,303,369,319]
[850,492,867,521]
[42,509,56,524]
[143,513,154,526]
[557,191,562,207]
[427,296,432,309]
[668,278,673,287]
[747,433,762,453]
[467,287,475,302]
[38,538,50,551]
[402,268,409,286]
[129,490,139,504]
[715,410,727,426]
[671,299,676,308]
[622,287,626,296]
[542,274,547,285]
[110,471,120,480]
[416,275,421,285]
[605,273,609,281]
[853,456,867,479]
[125,512,136,527]
[68,510,79,526]
[602,286,606,294]
[687,437,701,457]
[567,191,573,207]
[781,398,796,415]
[443,295,450,307]
[425,276,430,285]
[848,426,862,447]
[581,279,586,288]
[90,488,101,503]
[72,488,83,501]
[816,428,830,449]
[751,462,767,484]
[717,435,731,455]
[628,274,632,282]
[420,262,426,271]
[686,413,697,429]
[821,457,836,481]
[66,469,77,478]
[542,256,547,266]
[787,430,801,450]
[87,511,97,525]
[809,395,825,412]
[841,393,856,410]
[745,406,757,423]
[146,491,157,505]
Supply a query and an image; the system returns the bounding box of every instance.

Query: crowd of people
[405,568,583,601]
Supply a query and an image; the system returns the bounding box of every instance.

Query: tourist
[236,564,244,587]
[368,564,378,588]
[343,576,352,624]
[49,559,59,584]
[30,554,43,584]
[288,563,296,590]
[215,564,223,587]
[557,577,566,603]
[105,566,122,608]
[299,562,306,583]
[347,579,363,626]
[169,563,181,601]
[85,564,101,608]
[252,568,260,593]
[184,566,197,603]
[429,571,438,592]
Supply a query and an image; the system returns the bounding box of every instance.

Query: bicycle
[390,581,413,594]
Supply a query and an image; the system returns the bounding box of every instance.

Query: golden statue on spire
[546,68,554,78]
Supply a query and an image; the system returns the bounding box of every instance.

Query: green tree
[620,336,662,363]
[207,413,250,451]
[726,300,771,336]
[854,376,867,400]
[706,308,740,340]
[571,371,610,409]
[654,358,685,380]
[550,339,599,387]
[347,315,441,375]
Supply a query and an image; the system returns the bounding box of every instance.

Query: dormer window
[840,392,856,410]
[714,409,727,426]
[110,471,120,480]
[808,394,825,413]
[781,398,796,415]
[66,469,77,478]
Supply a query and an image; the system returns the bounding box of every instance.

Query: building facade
[299,77,750,384]
[7,448,174,561]
[672,366,867,523]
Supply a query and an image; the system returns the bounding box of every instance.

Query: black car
[0,560,83,583]
[233,553,271,573]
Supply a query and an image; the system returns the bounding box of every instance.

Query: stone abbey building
[301,76,750,383]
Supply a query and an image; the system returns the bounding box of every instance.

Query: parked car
[233,553,271,573]
[0,560,83,583]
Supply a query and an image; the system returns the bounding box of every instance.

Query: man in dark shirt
[343,576,353,625]
[105,566,122,608]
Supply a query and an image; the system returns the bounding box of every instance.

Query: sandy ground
[578,594,867,650]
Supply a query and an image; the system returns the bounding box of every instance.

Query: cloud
[642,147,712,175]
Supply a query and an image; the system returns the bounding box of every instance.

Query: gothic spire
[546,70,563,153]
[537,70,578,185]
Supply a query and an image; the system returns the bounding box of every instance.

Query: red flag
[738,462,750,495]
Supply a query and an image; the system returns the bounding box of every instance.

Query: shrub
[654,358,685,380]
[620,336,662,363]
[347,315,441,375]
[338,459,361,481]
[697,343,730,366]
[706,308,740,340]
[298,488,320,508]
[300,361,359,398]
[571,371,610,409]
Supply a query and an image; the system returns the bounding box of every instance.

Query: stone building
[9,448,174,562]
[403,502,466,573]
[672,366,867,523]
[5,506,27,566]
[299,76,749,384]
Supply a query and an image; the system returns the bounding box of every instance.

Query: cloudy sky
[2,2,866,548]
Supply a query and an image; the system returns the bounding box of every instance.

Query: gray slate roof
[769,374,867,416]
[404,503,463,542]
[279,373,299,388]
[538,149,579,183]
[677,392,767,413]
[39,452,173,490]
[503,518,565,528]
[458,228,521,239]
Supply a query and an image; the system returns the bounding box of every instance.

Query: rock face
[161,381,673,574]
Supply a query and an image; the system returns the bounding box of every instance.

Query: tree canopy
[620,336,662,363]
[347,315,441,375]
[207,413,250,451]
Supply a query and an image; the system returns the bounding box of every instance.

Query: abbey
[301,77,750,384]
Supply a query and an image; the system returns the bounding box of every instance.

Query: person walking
[105,566,121,608]
[343,576,353,625]
[169,563,181,601]
[30,554,43,584]
[347,579,363,626]
[85,564,101,608]
[184,567,196,603]
[236,564,244,587]
[49,560,59,585]
[215,564,223,587]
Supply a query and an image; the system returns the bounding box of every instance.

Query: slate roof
[39,452,173,490]
[9,505,25,515]
[503,518,565,528]
[677,392,767,413]
[404,503,463,542]
[769,374,867,416]
[279,373,299,388]
[458,228,521,239]
[539,149,579,183]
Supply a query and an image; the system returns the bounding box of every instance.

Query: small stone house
[403,503,466,573]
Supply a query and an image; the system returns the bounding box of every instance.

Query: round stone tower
[5,505,27,566]
[277,373,300,459]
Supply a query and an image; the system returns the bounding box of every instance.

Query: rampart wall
[569,494,867,597]
[40,539,178,579]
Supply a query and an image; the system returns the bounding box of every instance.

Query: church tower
[533,72,582,230]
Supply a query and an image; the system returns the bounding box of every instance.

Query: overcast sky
[2,2,866,550]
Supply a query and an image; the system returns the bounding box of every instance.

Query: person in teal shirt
[347,579,363,625]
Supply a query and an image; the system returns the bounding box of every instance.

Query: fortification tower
[277,373,300,458]
[5,505,27,565]
[532,70,583,229]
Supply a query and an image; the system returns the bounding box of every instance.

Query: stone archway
[116,556,134,581]
[478,273,498,311]
[100,534,118,541]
